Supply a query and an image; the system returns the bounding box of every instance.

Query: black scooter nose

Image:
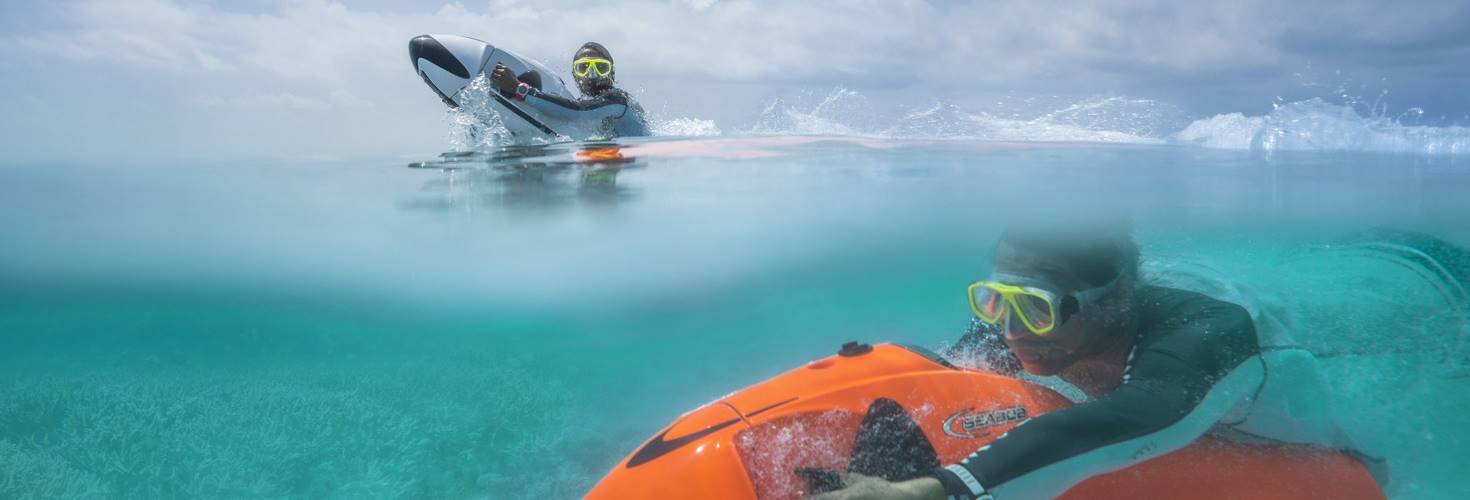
[408,35,470,79]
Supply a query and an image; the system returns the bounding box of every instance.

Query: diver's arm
[932,302,1262,499]
[512,84,627,120]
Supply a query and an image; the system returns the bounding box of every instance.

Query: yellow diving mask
[967,272,1116,335]
[572,58,613,78]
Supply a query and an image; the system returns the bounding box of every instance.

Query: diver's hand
[489,63,520,94]
[809,473,945,500]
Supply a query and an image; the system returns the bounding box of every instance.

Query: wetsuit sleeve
[518,87,628,121]
[932,291,1263,500]
[945,318,1021,376]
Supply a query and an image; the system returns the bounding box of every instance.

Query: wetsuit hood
[575,42,616,95]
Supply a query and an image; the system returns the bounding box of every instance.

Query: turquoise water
[2,138,1468,498]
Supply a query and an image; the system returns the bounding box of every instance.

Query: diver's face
[574,47,612,96]
[990,243,1096,376]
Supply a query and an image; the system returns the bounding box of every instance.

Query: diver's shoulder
[1136,285,1246,313]
[1135,284,1260,371]
[1136,285,1256,339]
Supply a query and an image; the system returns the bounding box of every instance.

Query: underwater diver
[810,224,1451,500]
[489,42,650,138]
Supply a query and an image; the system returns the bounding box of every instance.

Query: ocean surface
[3,96,1470,498]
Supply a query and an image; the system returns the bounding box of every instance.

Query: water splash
[446,81,1470,155]
[444,75,529,151]
[1172,98,1470,155]
[750,88,1173,144]
[751,89,876,136]
[649,116,722,137]
[446,76,721,146]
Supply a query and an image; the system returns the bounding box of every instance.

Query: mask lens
[574,59,612,78]
[970,285,1006,322]
[1014,292,1056,333]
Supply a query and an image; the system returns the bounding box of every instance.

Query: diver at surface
[489,42,649,138]
[811,223,1459,500]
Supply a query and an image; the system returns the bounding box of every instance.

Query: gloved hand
[489,63,521,94]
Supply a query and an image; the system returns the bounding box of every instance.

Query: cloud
[7,0,212,70]
[9,0,1469,88]
[0,0,1466,164]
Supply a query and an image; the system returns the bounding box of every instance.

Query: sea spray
[1172,99,1470,155]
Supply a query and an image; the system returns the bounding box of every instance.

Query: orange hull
[588,343,1381,499]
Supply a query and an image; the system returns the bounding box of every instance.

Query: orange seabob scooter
[587,343,1382,499]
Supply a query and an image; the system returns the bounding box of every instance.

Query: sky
[0,0,1467,164]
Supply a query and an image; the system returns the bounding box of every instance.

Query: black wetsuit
[933,286,1274,499]
[928,229,1470,497]
[515,84,650,138]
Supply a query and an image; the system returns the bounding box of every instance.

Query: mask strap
[1070,272,1119,305]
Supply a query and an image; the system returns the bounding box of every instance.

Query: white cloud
[0,0,1465,164]
[9,0,1466,88]
[7,0,210,70]
[677,0,718,10]
[0,0,1305,85]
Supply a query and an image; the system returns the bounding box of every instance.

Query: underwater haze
[4,129,1470,497]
